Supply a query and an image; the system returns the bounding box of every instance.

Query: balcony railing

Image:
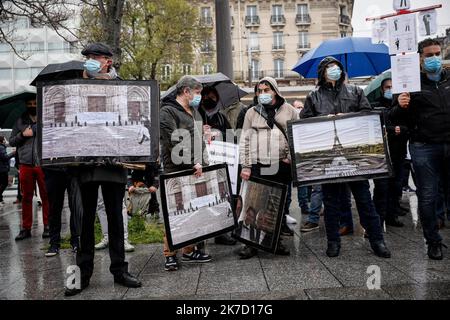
[297,43,311,49]
[245,15,260,26]
[200,44,214,53]
[234,70,301,82]
[340,15,351,25]
[272,44,285,51]
[247,45,260,52]
[200,16,213,27]
[296,14,311,25]
[270,15,286,26]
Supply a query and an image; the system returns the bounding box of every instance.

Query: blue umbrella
[292,37,390,79]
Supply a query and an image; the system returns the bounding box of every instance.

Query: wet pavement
[1,186,450,300]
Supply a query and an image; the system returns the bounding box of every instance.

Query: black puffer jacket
[9,111,39,166]
[389,70,450,144]
[160,96,207,173]
[0,143,13,173]
[301,57,372,118]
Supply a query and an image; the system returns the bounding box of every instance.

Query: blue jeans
[410,142,450,243]
[323,181,383,243]
[306,185,323,224]
[297,186,310,211]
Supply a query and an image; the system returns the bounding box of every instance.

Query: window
[0,43,10,54]
[249,32,259,51]
[297,4,308,15]
[14,68,30,80]
[162,64,171,81]
[201,39,212,52]
[200,7,212,25]
[274,59,284,78]
[48,42,71,53]
[87,96,107,112]
[0,68,12,80]
[29,42,44,53]
[182,64,191,75]
[251,60,259,80]
[340,5,348,16]
[341,31,347,38]
[203,63,212,75]
[14,17,29,29]
[272,5,283,16]
[273,32,284,50]
[247,5,257,17]
[299,32,309,48]
[15,42,29,53]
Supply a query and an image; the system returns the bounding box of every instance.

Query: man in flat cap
[64,42,142,296]
[81,42,118,80]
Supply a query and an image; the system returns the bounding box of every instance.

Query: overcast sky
[352,0,450,39]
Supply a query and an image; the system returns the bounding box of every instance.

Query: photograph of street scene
[291,113,390,185]
[163,166,234,247]
[234,179,285,253]
[41,83,152,162]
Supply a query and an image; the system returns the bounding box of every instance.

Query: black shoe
[427,242,447,260]
[15,229,31,241]
[275,242,290,256]
[114,272,142,288]
[64,280,89,297]
[280,224,294,236]
[164,256,179,271]
[214,234,237,245]
[45,245,60,257]
[238,245,258,259]
[326,241,341,257]
[42,226,50,238]
[182,249,212,263]
[371,241,391,258]
[385,217,404,227]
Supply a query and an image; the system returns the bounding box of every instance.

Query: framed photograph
[287,111,393,187]
[206,140,239,195]
[36,79,159,165]
[232,177,287,254]
[160,164,236,251]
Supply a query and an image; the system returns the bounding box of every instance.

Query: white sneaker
[286,214,297,224]
[95,236,109,250]
[124,240,135,252]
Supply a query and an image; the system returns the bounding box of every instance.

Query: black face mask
[27,107,37,116]
[203,99,217,110]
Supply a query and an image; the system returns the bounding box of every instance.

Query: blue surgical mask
[84,59,102,73]
[423,56,442,74]
[189,94,202,108]
[326,65,342,81]
[383,89,393,100]
[258,93,273,105]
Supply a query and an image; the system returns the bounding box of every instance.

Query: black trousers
[44,170,77,247]
[76,181,128,282]
[0,172,8,202]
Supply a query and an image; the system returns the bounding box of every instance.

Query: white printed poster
[391,53,421,94]
[388,13,417,55]
[206,141,239,194]
[419,10,437,36]
[393,0,411,11]
[372,19,388,44]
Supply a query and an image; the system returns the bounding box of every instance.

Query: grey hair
[175,76,202,96]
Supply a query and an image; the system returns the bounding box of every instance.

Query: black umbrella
[161,73,248,108]
[30,60,84,86]
[0,91,36,129]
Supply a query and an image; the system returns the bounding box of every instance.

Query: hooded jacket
[301,57,372,118]
[389,69,450,144]
[9,111,39,166]
[160,96,207,173]
[239,77,298,168]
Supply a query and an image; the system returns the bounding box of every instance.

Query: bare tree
[0,0,79,58]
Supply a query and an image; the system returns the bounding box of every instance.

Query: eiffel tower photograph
[290,113,391,186]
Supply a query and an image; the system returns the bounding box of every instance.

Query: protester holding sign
[239,76,298,259]
[301,56,391,259]
[390,38,450,260]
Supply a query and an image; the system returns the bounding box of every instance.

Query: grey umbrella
[161,73,248,108]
